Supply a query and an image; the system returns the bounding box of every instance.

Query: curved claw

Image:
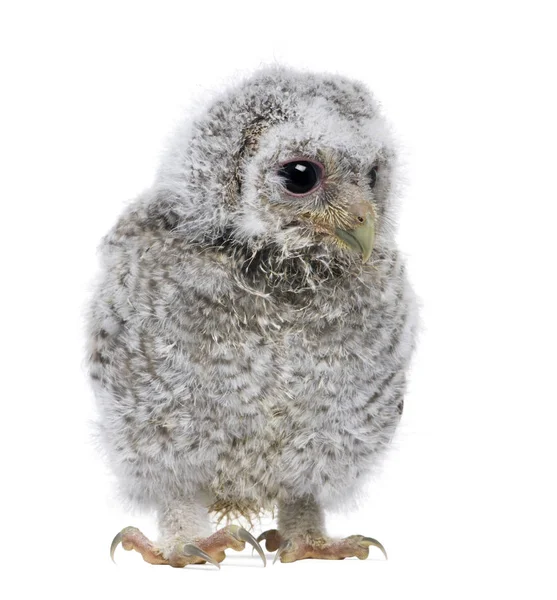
[110,531,123,563]
[273,540,292,565]
[253,531,265,558]
[255,531,267,544]
[233,527,267,567]
[359,536,388,560]
[182,543,221,569]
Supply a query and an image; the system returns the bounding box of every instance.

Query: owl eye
[278,160,323,196]
[369,166,378,189]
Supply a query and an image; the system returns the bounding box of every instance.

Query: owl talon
[110,530,124,563]
[230,526,267,566]
[182,543,221,569]
[273,540,293,564]
[109,526,167,565]
[354,535,388,559]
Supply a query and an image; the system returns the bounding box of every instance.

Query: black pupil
[369,167,377,188]
[278,161,319,195]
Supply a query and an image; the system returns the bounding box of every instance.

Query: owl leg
[257,495,387,563]
[110,496,265,568]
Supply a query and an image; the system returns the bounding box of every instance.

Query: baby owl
[87,66,418,567]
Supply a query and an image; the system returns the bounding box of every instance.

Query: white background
[1,1,555,598]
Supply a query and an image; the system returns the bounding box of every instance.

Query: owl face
[155,67,399,274]
[231,106,397,266]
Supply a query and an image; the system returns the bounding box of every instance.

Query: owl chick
[87,66,418,567]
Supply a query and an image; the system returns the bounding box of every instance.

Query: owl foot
[110,524,266,568]
[257,529,387,563]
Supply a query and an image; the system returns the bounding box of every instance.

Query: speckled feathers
[87,66,418,530]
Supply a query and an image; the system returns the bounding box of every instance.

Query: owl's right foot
[110,525,266,568]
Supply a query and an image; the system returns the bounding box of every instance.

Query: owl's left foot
[257,529,387,563]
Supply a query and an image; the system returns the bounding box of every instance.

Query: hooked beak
[334,207,375,264]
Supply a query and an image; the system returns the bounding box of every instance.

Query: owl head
[151,66,400,290]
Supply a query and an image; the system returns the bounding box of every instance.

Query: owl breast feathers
[87,66,418,522]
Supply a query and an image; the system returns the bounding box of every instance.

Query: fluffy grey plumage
[87,66,418,566]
